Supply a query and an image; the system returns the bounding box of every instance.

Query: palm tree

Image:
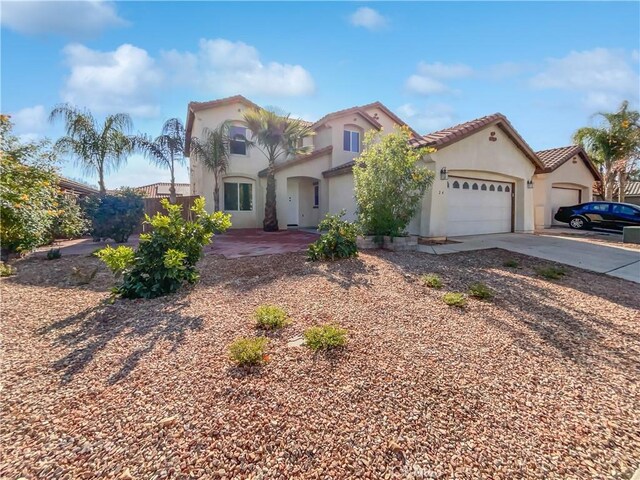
[573,101,640,201]
[49,104,134,194]
[242,108,314,231]
[190,122,232,212]
[133,118,186,204]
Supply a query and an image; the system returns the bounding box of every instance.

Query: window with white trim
[343,129,360,153]
[230,126,247,155]
[224,182,253,211]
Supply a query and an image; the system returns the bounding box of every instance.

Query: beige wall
[532,155,594,228]
[328,173,358,222]
[419,124,537,238]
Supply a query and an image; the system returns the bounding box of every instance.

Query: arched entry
[286,176,321,228]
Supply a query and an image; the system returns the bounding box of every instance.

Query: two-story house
[185,95,600,238]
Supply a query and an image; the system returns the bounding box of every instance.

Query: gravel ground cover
[1,249,639,479]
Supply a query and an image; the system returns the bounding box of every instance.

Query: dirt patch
[1,250,639,479]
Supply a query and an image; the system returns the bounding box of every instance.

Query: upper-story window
[343,129,360,153]
[230,126,247,155]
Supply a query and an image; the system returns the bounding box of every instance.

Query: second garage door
[447,177,513,236]
[550,187,581,225]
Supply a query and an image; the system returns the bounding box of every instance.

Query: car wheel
[569,216,586,229]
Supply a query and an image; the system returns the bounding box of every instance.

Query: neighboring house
[58,176,99,198]
[186,95,600,238]
[136,182,191,198]
[622,182,640,206]
[533,146,601,228]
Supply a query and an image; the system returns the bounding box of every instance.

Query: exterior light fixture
[527,180,534,189]
[440,167,448,180]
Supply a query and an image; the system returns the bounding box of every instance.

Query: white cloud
[0,1,126,38]
[10,105,48,139]
[61,43,164,117]
[530,48,639,109]
[349,7,388,31]
[406,61,473,95]
[396,103,456,133]
[162,39,315,97]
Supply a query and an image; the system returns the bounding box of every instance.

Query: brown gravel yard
[1,249,639,479]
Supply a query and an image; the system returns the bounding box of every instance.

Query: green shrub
[96,197,231,299]
[303,324,348,351]
[535,265,566,280]
[468,282,494,300]
[46,248,61,260]
[255,305,290,329]
[503,259,519,269]
[82,188,144,243]
[443,292,466,307]
[228,337,269,366]
[422,273,443,289]
[353,126,435,237]
[0,262,15,277]
[307,210,359,261]
[48,193,89,240]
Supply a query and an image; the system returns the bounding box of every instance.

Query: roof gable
[410,113,544,169]
[535,145,601,180]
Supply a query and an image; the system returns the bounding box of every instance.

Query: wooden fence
[136,195,200,233]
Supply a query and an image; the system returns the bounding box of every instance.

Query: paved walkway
[418,233,640,283]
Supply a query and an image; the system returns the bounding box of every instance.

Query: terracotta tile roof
[258,146,333,177]
[626,181,640,197]
[359,101,420,137]
[136,182,191,198]
[535,145,601,180]
[410,113,544,169]
[322,160,355,178]
[311,106,383,131]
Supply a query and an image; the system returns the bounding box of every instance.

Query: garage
[550,187,581,225]
[447,177,513,236]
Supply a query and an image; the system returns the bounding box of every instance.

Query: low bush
[48,193,89,240]
[97,197,231,299]
[468,282,494,300]
[0,262,15,277]
[255,305,290,330]
[303,324,348,351]
[82,188,144,243]
[503,259,519,269]
[535,265,566,280]
[228,337,269,366]
[308,210,360,261]
[422,273,443,289]
[46,248,61,260]
[443,292,466,307]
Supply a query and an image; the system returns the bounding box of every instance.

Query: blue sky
[2,1,639,188]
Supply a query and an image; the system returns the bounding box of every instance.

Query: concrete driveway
[418,233,640,283]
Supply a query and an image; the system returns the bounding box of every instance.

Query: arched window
[481,184,487,191]
[497,185,503,192]
[505,186,510,192]
[472,183,479,190]
[489,185,495,191]
[462,182,470,189]
[452,181,460,189]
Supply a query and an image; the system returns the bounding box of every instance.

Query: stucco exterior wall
[328,173,358,222]
[532,155,595,228]
[419,124,536,238]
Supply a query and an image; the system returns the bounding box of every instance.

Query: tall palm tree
[133,118,186,204]
[190,122,232,212]
[242,108,314,231]
[573,101,640,201]
[49,104,133,194]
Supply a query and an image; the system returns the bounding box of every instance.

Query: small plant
[535,265,566,280]
[46,248,62,260]
[303,324,348,351]
[468,282,494,300]
[0,262,16,277]
[443,292,466,307]
[95,245,135,275]
[422,273,443,289]
[255,305,290,330]
[228,337,269,366]
[307,210,360,261]
[503,259,519,269]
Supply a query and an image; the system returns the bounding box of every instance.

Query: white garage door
[447,177,513,236]
[551,187,580,225]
